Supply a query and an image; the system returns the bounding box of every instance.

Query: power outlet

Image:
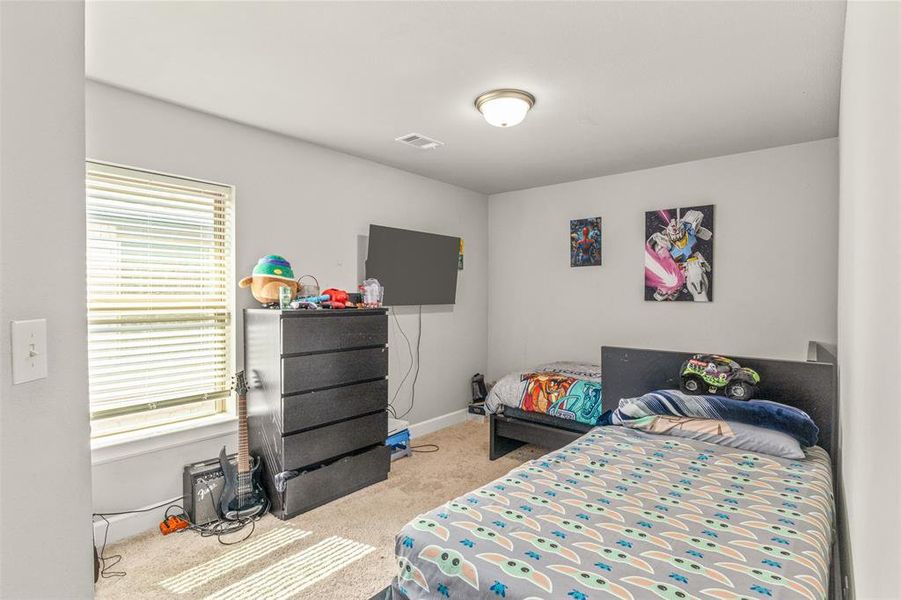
[11,319,47,384]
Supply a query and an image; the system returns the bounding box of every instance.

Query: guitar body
[218,446,267,520]
[217,370,268,521]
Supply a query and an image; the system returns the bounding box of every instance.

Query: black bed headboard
[601,346,838,459]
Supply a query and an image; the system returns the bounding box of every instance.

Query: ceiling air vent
[395,132,444,150]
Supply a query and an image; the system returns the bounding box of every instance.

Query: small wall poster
[644,204,714,301]
[570,217,602,267]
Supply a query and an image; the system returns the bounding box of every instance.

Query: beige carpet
[95,420,542,600]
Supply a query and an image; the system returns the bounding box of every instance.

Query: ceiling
[86,1,845,195]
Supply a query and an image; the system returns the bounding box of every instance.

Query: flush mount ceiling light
[474,89,535,128]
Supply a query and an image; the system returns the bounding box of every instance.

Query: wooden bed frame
[488,344,847,599]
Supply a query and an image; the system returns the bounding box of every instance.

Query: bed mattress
[390,425,833,600]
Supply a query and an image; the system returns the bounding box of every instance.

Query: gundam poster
[570,217,602,267]
[645,204,714,301]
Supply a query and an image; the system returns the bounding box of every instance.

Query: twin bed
[387,346,840,600]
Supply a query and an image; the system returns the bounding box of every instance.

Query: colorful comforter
[390,425,833,600]
[485,362,604,426]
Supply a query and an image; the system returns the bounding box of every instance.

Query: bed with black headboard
[389,344,843,600]
[601,346,838,461]
[490,345,838,465]
[484,344,844,599]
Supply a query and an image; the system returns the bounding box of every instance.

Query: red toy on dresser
[321,288,350,309]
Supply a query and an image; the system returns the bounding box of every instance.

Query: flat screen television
[365,225,459,306]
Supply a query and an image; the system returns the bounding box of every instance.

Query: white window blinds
[86,161,234,438]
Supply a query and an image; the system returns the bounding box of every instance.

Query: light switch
[11,319,47,384]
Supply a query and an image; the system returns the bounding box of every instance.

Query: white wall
[87,81,488,540]
[838,2,900,598]
[487,139,838,380]
[0,2,95,597]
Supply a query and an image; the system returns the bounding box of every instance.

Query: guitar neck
[237,390,251,473]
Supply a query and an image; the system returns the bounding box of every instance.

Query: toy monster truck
[679,354,760,400]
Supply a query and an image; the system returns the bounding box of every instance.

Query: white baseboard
[408,408,469,439]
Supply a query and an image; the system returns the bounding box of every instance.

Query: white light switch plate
[11,319,47,384]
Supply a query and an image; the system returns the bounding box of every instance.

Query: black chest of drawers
[244,308,390,519]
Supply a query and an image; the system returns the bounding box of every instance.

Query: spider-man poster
[570,217,602,267]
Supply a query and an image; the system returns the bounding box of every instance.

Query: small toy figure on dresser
[239,255,300,306]
[321,288,351,309]
[291,288,358,310]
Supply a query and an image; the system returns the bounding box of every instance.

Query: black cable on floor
[92,487,268,580]
[95,515,125,579]
[183,483,269,546]
[411,443,439,453]
[92,499,184,579]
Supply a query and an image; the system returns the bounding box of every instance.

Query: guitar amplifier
[183,454,237,526]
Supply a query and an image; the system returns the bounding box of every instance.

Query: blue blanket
[600,389,819,447]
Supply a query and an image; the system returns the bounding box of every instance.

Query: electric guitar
[218,371,267,520]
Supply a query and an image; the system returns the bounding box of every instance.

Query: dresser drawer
[282,313,387,355]
[282,379,387,434]
[278,444,390,519]
[281,411,387,470]
[282,347,388,394]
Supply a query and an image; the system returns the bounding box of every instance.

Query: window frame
[85,159,236,440]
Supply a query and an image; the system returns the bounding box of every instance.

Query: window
[86,161,234,439]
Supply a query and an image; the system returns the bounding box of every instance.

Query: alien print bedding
[485,362,604,426]
[390,425,833,600]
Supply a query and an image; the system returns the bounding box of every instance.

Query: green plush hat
[252,255,295,281]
